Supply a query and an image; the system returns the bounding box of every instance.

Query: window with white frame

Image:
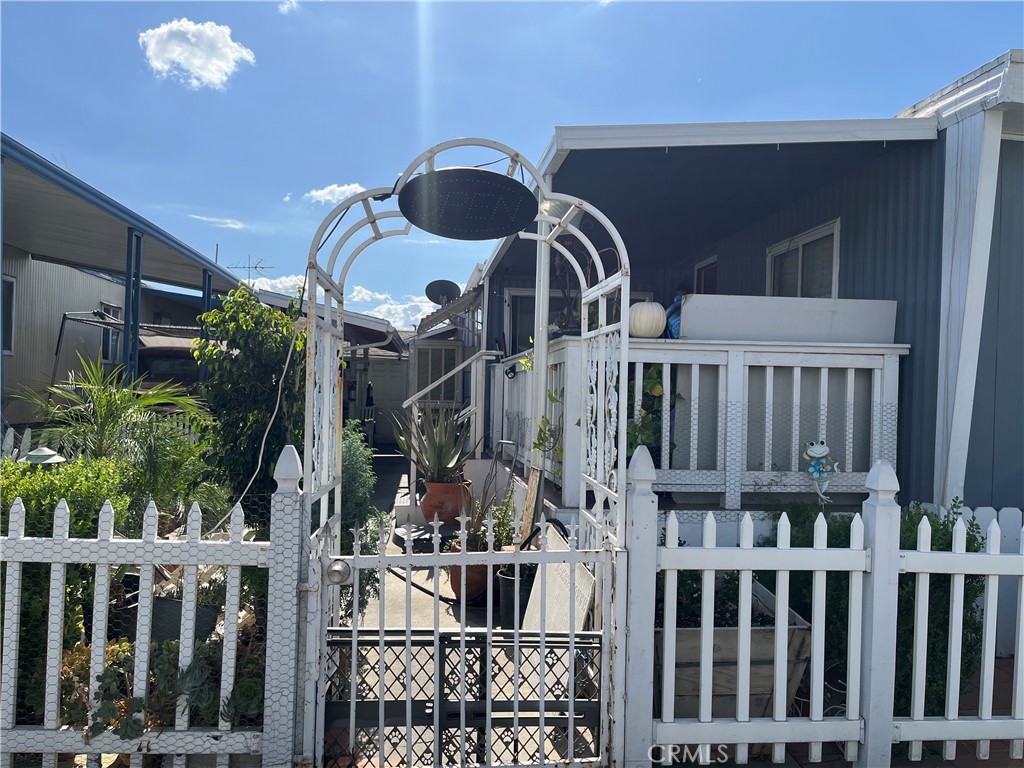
[2,276,14,355]
[694,256,718,294]
[767,220,840,299]
[100,302,122,363]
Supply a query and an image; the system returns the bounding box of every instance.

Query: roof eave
[1,133,239,290]
[479,117,938,279]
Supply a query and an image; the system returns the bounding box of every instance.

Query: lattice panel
[324,631,603,767]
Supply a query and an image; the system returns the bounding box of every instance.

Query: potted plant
[497,561,537,628]
[448,491,516,603]
[390,404,478,525]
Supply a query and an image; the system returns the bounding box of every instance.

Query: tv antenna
[230,254,272,283]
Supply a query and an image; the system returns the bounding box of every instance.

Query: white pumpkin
[629,300,667,338]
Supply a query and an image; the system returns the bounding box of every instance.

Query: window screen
[772,248,799,297]
[801,234,834,298]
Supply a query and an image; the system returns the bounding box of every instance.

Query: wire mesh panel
[626,342,905,509]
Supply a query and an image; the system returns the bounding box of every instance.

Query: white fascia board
[464,262,484,292]
[1004,56,1024,106]
[344,308,394,333]
[898,49,1023,128]
[541,118,937,174]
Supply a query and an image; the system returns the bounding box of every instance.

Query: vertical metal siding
[667,140,946,503]
[1,247,126,423]
[965,140,1024,508]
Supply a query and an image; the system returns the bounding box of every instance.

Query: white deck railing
[491,337,908,509]
[630,338,907,508]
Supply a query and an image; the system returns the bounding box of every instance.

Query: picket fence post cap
[274,445,303,492]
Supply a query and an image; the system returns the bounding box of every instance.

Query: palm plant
[20,355,204,461]
[18,356,228,527]
[389,404,478,483]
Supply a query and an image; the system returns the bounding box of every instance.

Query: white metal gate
[302,139,632,767]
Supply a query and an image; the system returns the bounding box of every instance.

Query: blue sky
[2,1,1021,327]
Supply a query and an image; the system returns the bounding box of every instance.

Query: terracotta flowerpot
[447,542,493,602]
[420,481,471,525]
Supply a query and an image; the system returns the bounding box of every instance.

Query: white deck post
[723,349,745,509]
[623,446,659,767]
[855,459,901,768]
[264,445,305,768]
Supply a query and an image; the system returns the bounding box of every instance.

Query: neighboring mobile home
[458,50,1022,511]
[0,263,222,424]
[1,133,239,424]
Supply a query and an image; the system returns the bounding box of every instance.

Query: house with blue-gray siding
[456,50,1022,511]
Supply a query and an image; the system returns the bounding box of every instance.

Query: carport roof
[257,289,407,355]
[1,133,239,293]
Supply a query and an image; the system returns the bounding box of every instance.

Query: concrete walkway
[362,455,490,630]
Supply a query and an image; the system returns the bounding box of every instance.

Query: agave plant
[390,404,478,484]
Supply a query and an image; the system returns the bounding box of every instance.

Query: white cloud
[189,214,245,229]
[365,295,435,330]
[249,274,305,296]
[348,285,390,303]
[278,0,299,13]
[282,192,292,202]
[303,183,365,205]
[397,238,445,246]
[139,18,255,90]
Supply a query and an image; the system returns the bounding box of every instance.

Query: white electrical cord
[208,206,350,533]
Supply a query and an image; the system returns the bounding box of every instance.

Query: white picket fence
[0,447,305,768]
[3,435,1021,768]
[622,447,1024,767]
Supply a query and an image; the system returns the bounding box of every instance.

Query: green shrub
[60,635,264,736]
[194,288,305,529]
[1,456,132,537]
[1,456,135,723]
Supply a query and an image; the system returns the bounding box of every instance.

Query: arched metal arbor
[301,137,632,764]
[303,137,632,547]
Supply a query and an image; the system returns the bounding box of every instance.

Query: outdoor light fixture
[19,447,67,468]
[504,365,517,380]
[398,167,538,241]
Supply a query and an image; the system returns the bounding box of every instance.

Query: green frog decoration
[803,439,840,505]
